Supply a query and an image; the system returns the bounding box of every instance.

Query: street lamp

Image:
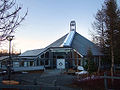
[6,35,14,80]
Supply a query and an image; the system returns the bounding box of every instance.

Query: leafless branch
[0,0,28,41]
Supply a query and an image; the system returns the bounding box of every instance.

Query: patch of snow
[77,66,84,71]
[22,72,28,74]
[75,71,88,75]
[2,71,7,73]
[77,76,102,82]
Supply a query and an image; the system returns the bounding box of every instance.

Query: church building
[16,21,103,70]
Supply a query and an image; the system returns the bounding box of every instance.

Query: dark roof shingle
[71,32,103,56]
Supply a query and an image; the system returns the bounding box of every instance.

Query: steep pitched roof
[20,34,68,57]
[44,34,68,48]
[20,32,103,57]
[19,49,44,57]
[71,32,103,56]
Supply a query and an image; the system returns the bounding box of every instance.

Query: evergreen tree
[92,0,120,76]
[85,48,97,73]
[104,0,120,76]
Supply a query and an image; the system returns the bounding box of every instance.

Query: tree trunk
[97,56,101,74]
[111,45,114,77]
[87,58,90,72]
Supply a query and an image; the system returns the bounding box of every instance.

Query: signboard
[57,59,65,69]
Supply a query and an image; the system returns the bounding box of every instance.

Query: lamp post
[6,35,14,80]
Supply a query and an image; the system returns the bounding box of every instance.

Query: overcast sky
[2,0,120,53]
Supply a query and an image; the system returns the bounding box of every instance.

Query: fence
[100,72,120,90]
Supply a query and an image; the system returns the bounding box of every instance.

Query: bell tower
[70,20,76,31]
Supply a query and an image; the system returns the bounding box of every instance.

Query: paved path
[41,69,62,77]
[37,69,81,90]
[1,69,82,90]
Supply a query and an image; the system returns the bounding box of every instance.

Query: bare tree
[91,7,106,73]
[92,7,106,51]
[0,0,27,41]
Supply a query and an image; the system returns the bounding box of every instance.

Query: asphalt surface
[0,69,82,90]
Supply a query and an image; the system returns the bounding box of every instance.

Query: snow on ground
[75,71,88,75]
[77,66,84,71]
